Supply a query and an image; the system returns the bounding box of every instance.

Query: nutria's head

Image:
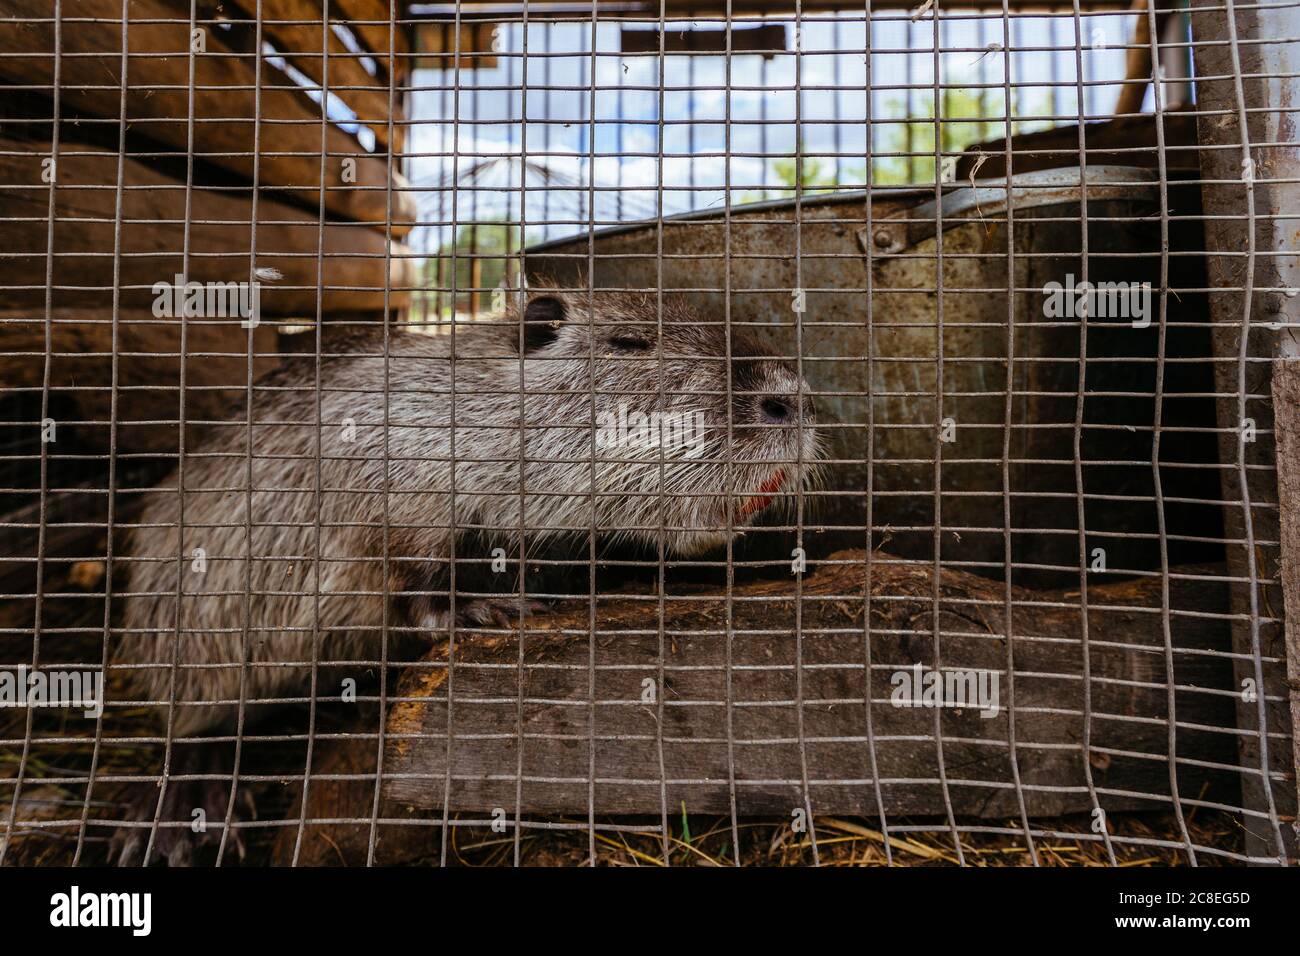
[505,288,822,554]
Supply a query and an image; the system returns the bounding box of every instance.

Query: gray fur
[116,289,821,736]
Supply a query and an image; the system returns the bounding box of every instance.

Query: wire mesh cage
[0,0,1296,867]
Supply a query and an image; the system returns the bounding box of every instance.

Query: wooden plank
[1271,360,1300,827]
[0,307,280,457]
[1190,0,1298,864]
[955,113,1200,181]
[331,0,410,84]
[0,137,415,315]
[272,553,1238,863]
[1115,0,1155,117]
[378,553,1237,820]
[220,0,405,150]
[0,0,414,230]
[418,0,1136,16]
[413,21,498,70]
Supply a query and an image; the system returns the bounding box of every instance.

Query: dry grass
[435,805,1244,867]
[0,688,1246,867]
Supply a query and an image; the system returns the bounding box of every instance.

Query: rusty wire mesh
[0,0,1295,867]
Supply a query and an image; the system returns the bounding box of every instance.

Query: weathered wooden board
[330,0,410,87]
[1190,0,1297,862]
[423,0,1135,15]
[414,21,499,70]
[273,552,1239,863]
[219,0,406,151]
[955,112,1200,181]
[0,0,415,231]
[0,307,279,455]
[381,553,1238,820]
[0,138,414,315]
[1272,360,1300,821]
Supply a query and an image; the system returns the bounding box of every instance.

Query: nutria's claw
[461,597,548,629]
[110,747,254,866]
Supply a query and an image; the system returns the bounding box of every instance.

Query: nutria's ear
[521,294,566,352]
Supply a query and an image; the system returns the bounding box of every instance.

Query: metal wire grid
[0,0,1294,866]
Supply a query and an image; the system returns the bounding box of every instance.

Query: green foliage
[420,219,541,316]
[736,87,1053,203]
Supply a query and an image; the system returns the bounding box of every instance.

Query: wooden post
[1190,0,1300,861]
[1272,362,1300,844]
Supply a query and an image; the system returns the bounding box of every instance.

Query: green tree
[420,219,541,317]
[734,88,1052,203]
[738,138,841,204]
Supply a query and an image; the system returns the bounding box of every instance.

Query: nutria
[111,287,820,863]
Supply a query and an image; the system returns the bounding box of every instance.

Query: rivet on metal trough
[855,224,905,256]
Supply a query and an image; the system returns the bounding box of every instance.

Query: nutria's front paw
[111,746,254,866]
[460,597,547,629]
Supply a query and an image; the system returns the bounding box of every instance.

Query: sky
[400,12,1173,253]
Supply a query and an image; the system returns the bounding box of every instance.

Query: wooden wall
[0,0,417,457]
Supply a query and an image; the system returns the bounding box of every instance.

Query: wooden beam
[273,551,1238,862]
[413,20,498,70]
[0,137,415,315]
[1114,0,1177,117]
[219,0,406,150]
[382,553,1236,818]
[0,307,280,458]
[406,0,1137,19]
[954,112,1200,181]
[1190,0,1298,864]
[0,0,414,230]
[1271,361,1300,830]
[333,0,410,84]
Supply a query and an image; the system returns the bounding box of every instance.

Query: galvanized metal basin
[525,167,1219,584]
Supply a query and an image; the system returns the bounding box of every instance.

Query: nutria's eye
[522,296,566,353]
[609,335,651,351]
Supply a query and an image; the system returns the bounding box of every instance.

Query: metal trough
[526,166,1220,585]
